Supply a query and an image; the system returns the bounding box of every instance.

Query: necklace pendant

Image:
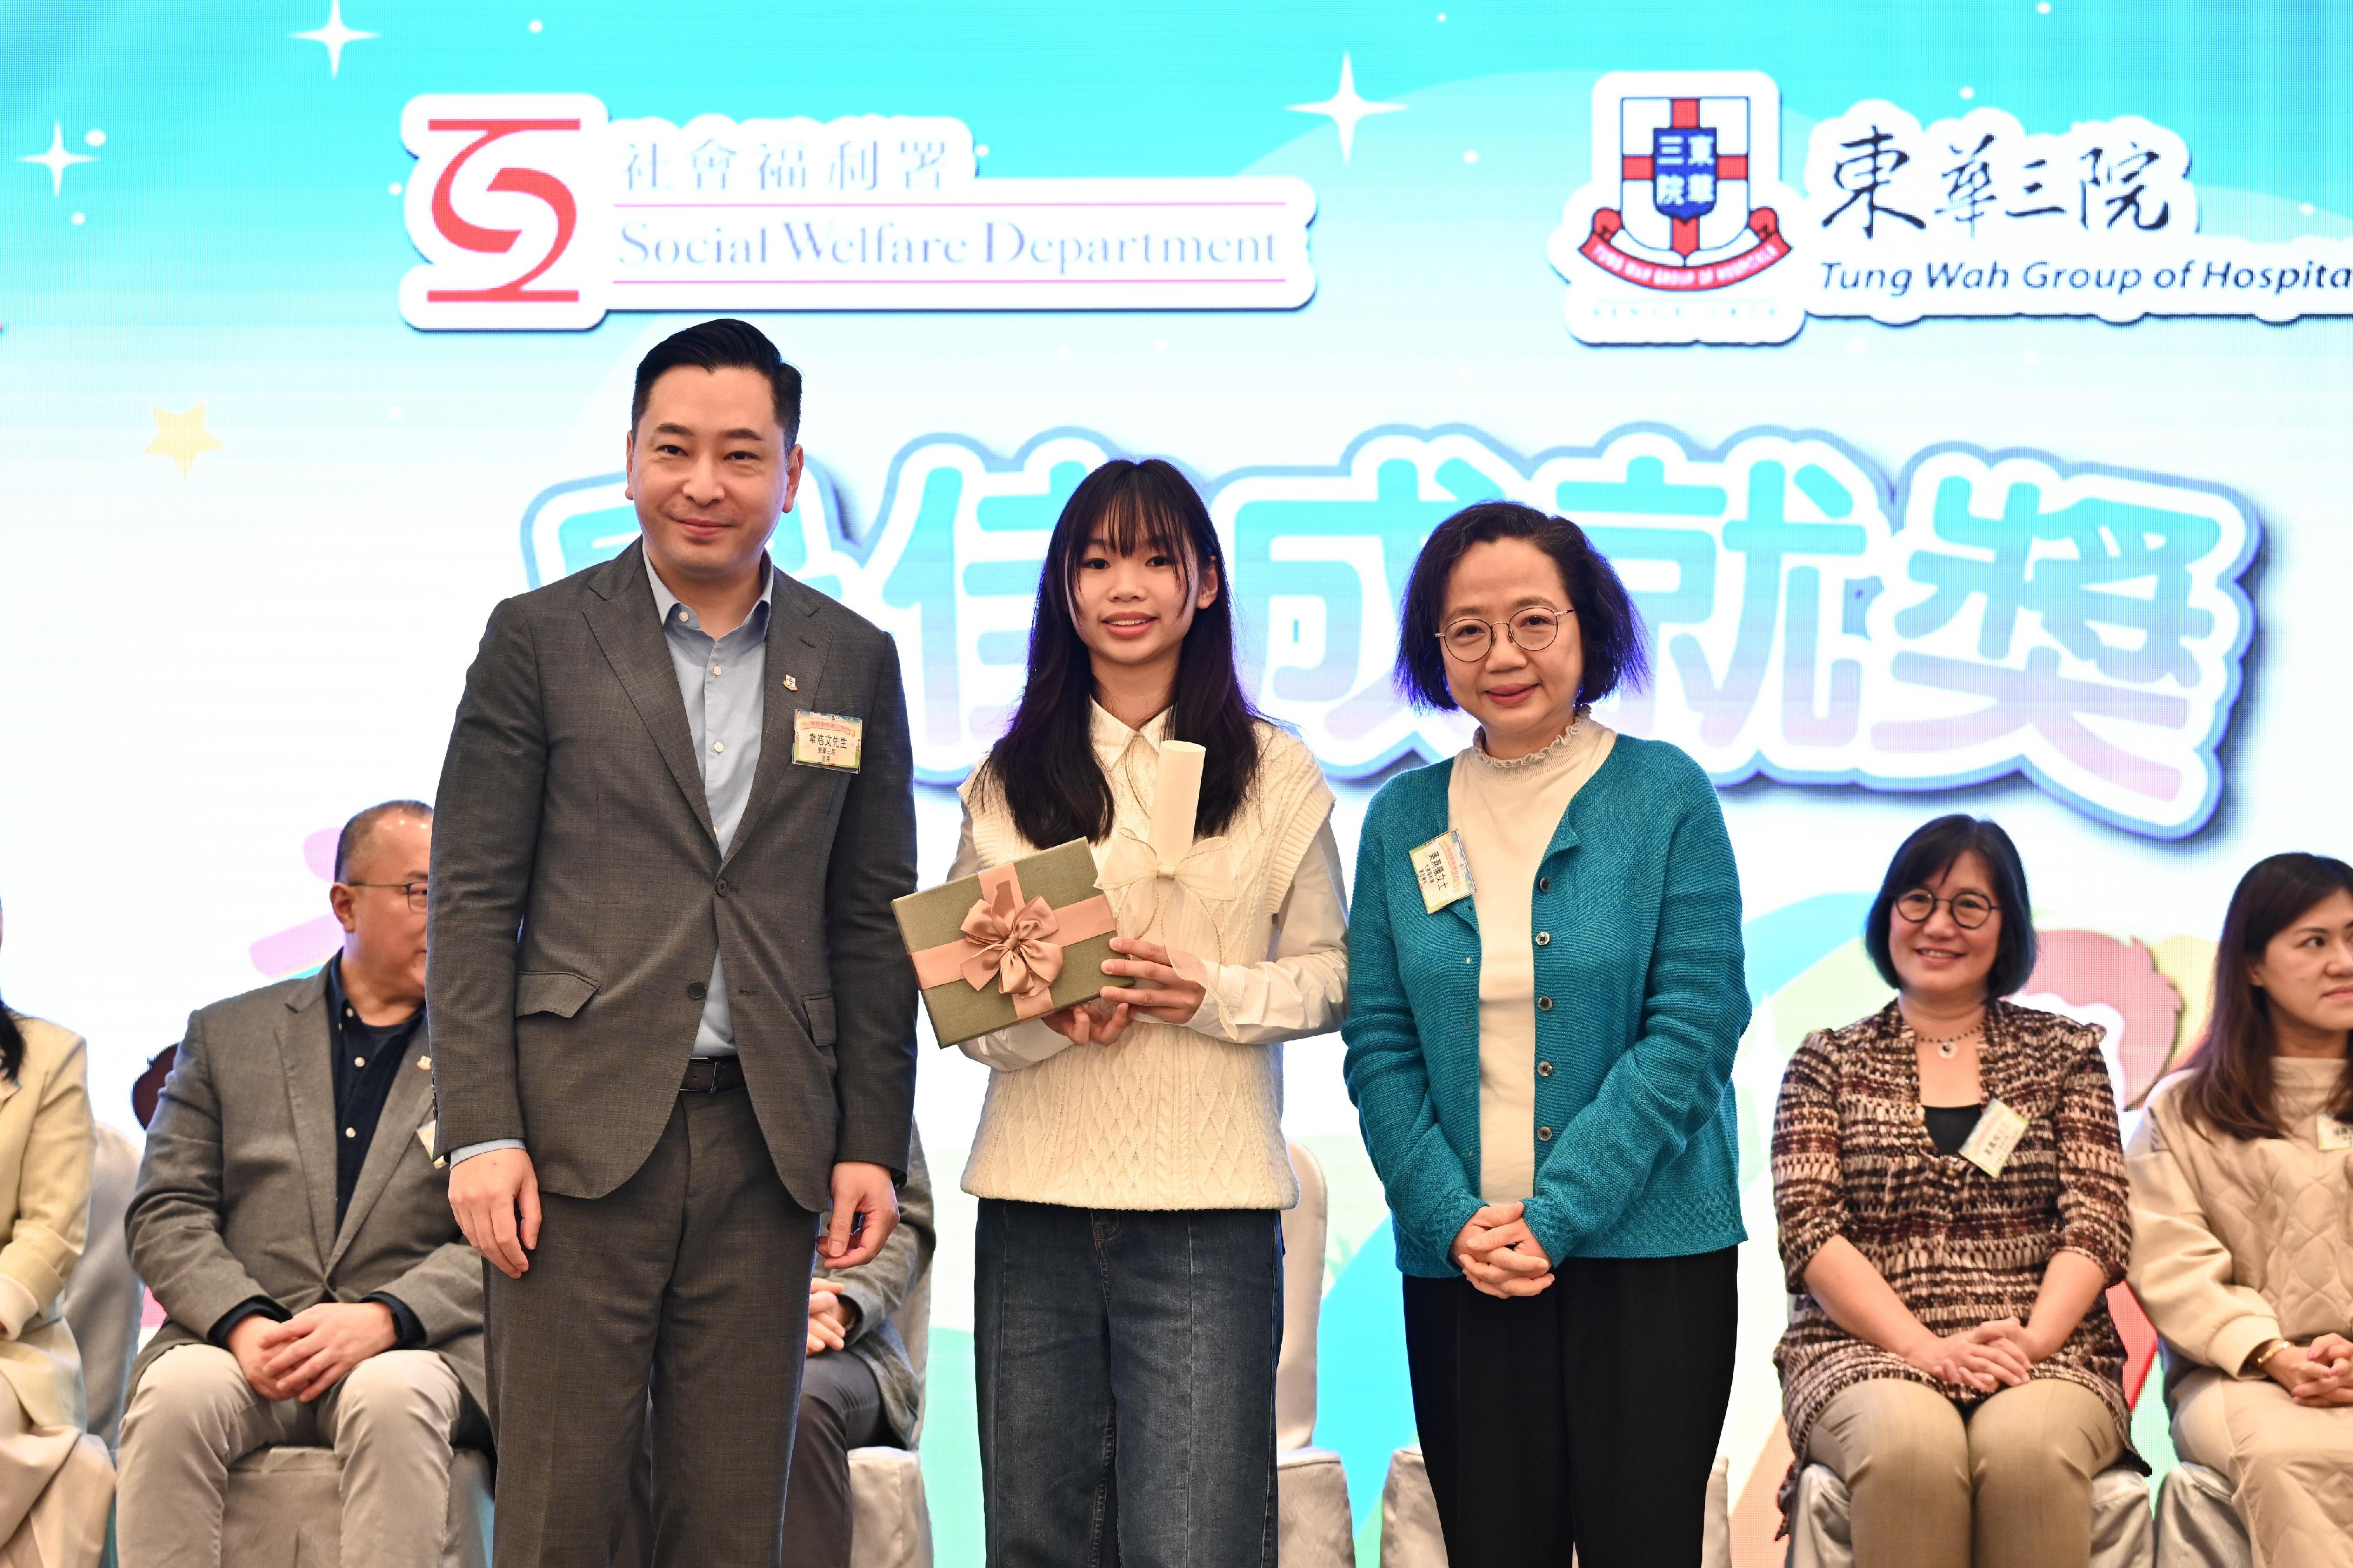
[1937,1040,1959,1059]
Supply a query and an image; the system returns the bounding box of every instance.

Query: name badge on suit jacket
[792,710,864,771]
[2319,1113,2353,1152]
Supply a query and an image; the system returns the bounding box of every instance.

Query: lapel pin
[416,1055,432,1070]
[782,674,798,691]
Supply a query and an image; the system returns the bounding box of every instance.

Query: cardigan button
[1537,1060,1554,1077]
[1537,996,1554,1011]
[1535,932,1551,947]
[1537,1125,1554,1141]
[1538,877,1551,892]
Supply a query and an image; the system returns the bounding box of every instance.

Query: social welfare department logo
[1577,85,1791,293]
[399,95,1317,330]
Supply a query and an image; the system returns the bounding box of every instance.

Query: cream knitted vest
[958,720,1333,1210]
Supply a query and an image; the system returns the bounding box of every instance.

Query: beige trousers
[1807,1376,2121,1568]
[0,1389,112,1568]
[116,1345,469,1568]
[2173,1365,2353,1568]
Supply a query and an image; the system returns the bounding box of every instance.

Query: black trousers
[1402,1247,1739,1568]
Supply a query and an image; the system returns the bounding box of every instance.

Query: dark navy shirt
[324,956,424,1226]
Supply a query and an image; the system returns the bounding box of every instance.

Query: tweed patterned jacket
[1771,999,2137,1496]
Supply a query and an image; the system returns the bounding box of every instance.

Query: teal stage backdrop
[4,3,2349,1560]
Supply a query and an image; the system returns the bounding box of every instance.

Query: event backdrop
[4,2,2349,1560]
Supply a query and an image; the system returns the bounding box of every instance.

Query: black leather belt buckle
[679,1056,744,1093]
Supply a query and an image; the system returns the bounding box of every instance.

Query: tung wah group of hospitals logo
[1549,69,2353,344]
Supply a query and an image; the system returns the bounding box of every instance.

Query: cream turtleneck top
[1448,716,1617,1203]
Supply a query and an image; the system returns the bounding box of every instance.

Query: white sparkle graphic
[20,122,95,197]
[1288,54,1405,164]
[293,0,378,77]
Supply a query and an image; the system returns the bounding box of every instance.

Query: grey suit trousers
[485,1087,818,1567]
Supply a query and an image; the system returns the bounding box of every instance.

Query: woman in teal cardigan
[1342,501,1749,1568]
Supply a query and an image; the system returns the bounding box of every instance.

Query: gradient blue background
[5,4,2349,1560]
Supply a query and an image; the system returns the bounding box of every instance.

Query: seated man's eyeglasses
[1894,889,1997,929]
[345,880,429,913]
[1439,604,1571,662]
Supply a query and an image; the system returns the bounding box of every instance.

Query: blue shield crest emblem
[1652,127,1718,220]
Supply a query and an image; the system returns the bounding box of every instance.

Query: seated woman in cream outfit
[0,903,114,1568]
[1771,815,2137,1568]
[2127,851,2353,1568]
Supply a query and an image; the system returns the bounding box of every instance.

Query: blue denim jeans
[975,1199,1282,1568]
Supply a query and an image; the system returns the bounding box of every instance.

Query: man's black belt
[679,1056,746,1093]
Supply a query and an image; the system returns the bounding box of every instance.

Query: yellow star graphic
[145,403,224,477]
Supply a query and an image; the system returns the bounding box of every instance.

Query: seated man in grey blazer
[619,1126,936,1568]
[118,802,486,1568]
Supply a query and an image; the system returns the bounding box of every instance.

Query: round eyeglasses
[1893,889,1997,929]
[1439,604,1569,663]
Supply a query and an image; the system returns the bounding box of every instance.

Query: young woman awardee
[2128,853,2353,1567]
[948,458,1346,1566]
[1342,501,1747,1567]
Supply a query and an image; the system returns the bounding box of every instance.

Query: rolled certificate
[1147,740,1207,876]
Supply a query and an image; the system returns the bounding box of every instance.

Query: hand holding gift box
[895,839,1121,1047]
[899,740,1224,1049]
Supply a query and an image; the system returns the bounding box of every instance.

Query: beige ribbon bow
[956,879,1068,1010]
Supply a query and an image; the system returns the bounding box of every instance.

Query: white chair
[59,1123,145,1450]
[844,1268,935,1568]
[2154,1463,2252,1568]
[1378,1444,1731,1567]
[219,1446,494,1568]
[1784,1459,2154,1568]
[1275,1140,1355,1567]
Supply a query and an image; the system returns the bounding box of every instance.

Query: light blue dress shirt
[643,552,775,1057]
[451,552,774,1167]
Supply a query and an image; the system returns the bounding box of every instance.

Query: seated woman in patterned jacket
[1771,814,2138,1568]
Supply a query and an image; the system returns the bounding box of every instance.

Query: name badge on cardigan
[1958,1099,2030,1177]
[792,710,864,771]
[1408,829,1475,913]
[2319,1113,2353,1152]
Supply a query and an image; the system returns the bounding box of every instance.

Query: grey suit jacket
[126,974,486,1413]
[428,541,919,1207]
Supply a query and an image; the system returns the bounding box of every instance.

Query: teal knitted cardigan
[1342,734,1750,1277]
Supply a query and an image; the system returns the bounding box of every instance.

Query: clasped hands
[1038,937,1207,1046]
[2264,1331,2353,1407]
[226,1302,396,1403]
[1901,1317,2047,1392]
[1449,1201,1554,1299]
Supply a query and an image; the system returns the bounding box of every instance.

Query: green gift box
[894,839,1120,1047]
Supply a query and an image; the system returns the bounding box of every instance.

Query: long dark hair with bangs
[2176,852,2353,1141]
[976,458,1261,849]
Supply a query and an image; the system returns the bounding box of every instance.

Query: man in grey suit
[120,801,486,1568]
[430,318,919,1566]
